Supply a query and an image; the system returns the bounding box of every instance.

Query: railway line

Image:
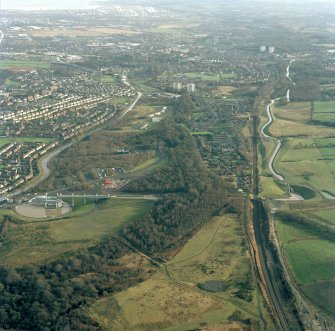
[251,114,299,331]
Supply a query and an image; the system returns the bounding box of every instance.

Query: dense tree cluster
[0,238,140,330]
[0,97,237,329]
[290,61,321,101]
[124,119,237,254]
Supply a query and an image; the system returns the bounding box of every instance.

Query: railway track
[250,111,302,331]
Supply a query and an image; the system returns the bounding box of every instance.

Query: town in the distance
[0,1,334,330]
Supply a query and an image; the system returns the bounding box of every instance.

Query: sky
[3,0,335,10]
[2,0,96,10]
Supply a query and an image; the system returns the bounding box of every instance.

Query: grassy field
[190,131,213,135]
[100,75,118,84]
[30,27,141,37]
[276,219,335,315]
[258,139,288,198]
[269,117,335,138]
[313,100,335,113]
[221,73,236,79]
[275,102,311,123]
[0,199,153,267]
[308,209,335,227]
[284,239,335,284]
[183,72,221,81]
[0,59,51,70]
[302,280,335,315]
[111,96,131,105]
[131,157,160,172]
[131,79,160,93]
[4,79,20,87]
[269,102,335,138]
[216,86,237,94]
[259,176,288,198]
[0,137,55,147]
[311,101,335,124]
[88,215,275,330]
[275,137,335,196]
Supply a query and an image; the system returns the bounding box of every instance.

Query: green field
[220,73,236,79]
[311,101,335,124]
[89,216,274,330]
[313,100,335,113]
[4,79,20,87]
[0,199,153,267]
[276,102,311,123]
[100,75,118,84]
[269,102,335,138]
[0,59,51,70]
[183,72,221,81]
[130,157,162,173]
[191,131,213,135]
[308,209,335,227]
[259,176,288,198]
[0,137,55,147]
[258,139,288,198]
[284,239,335,284]
[275,137,335,196]
[302,280,335,315]
[276,219,335,315]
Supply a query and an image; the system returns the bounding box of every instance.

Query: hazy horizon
[3,0,335,10]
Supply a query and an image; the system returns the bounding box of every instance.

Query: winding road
[0,31,4,47]
[7,75,143,197]
[260,61,303,201]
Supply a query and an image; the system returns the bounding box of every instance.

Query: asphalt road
[8,142,73,197]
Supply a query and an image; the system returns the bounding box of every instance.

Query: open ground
[89,215,275,330]
[0,198,153,267]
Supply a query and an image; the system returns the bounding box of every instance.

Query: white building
[187,83,196,93]
[173,82,183,91]
[269,46,275,54]
[260,45,266,52]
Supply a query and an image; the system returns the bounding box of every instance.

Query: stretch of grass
[275,102,311,122]
[100,75,118,84]
[0,59,51,70]
[259,176,287,198]
[313,100,335,113]
[309,209,335,227]
[190,131,213,135]
[275,138,335,196]
[0,199,153,267]
[284,239,335,284]
[220,73,236,79]
[89,215,273,330]
[302,280,335,316]
[276,220,335,285]
[183,72,221,81]
[0,137,55,147]
[130,157,161,173]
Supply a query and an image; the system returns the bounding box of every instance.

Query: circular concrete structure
[16,203,71,219]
